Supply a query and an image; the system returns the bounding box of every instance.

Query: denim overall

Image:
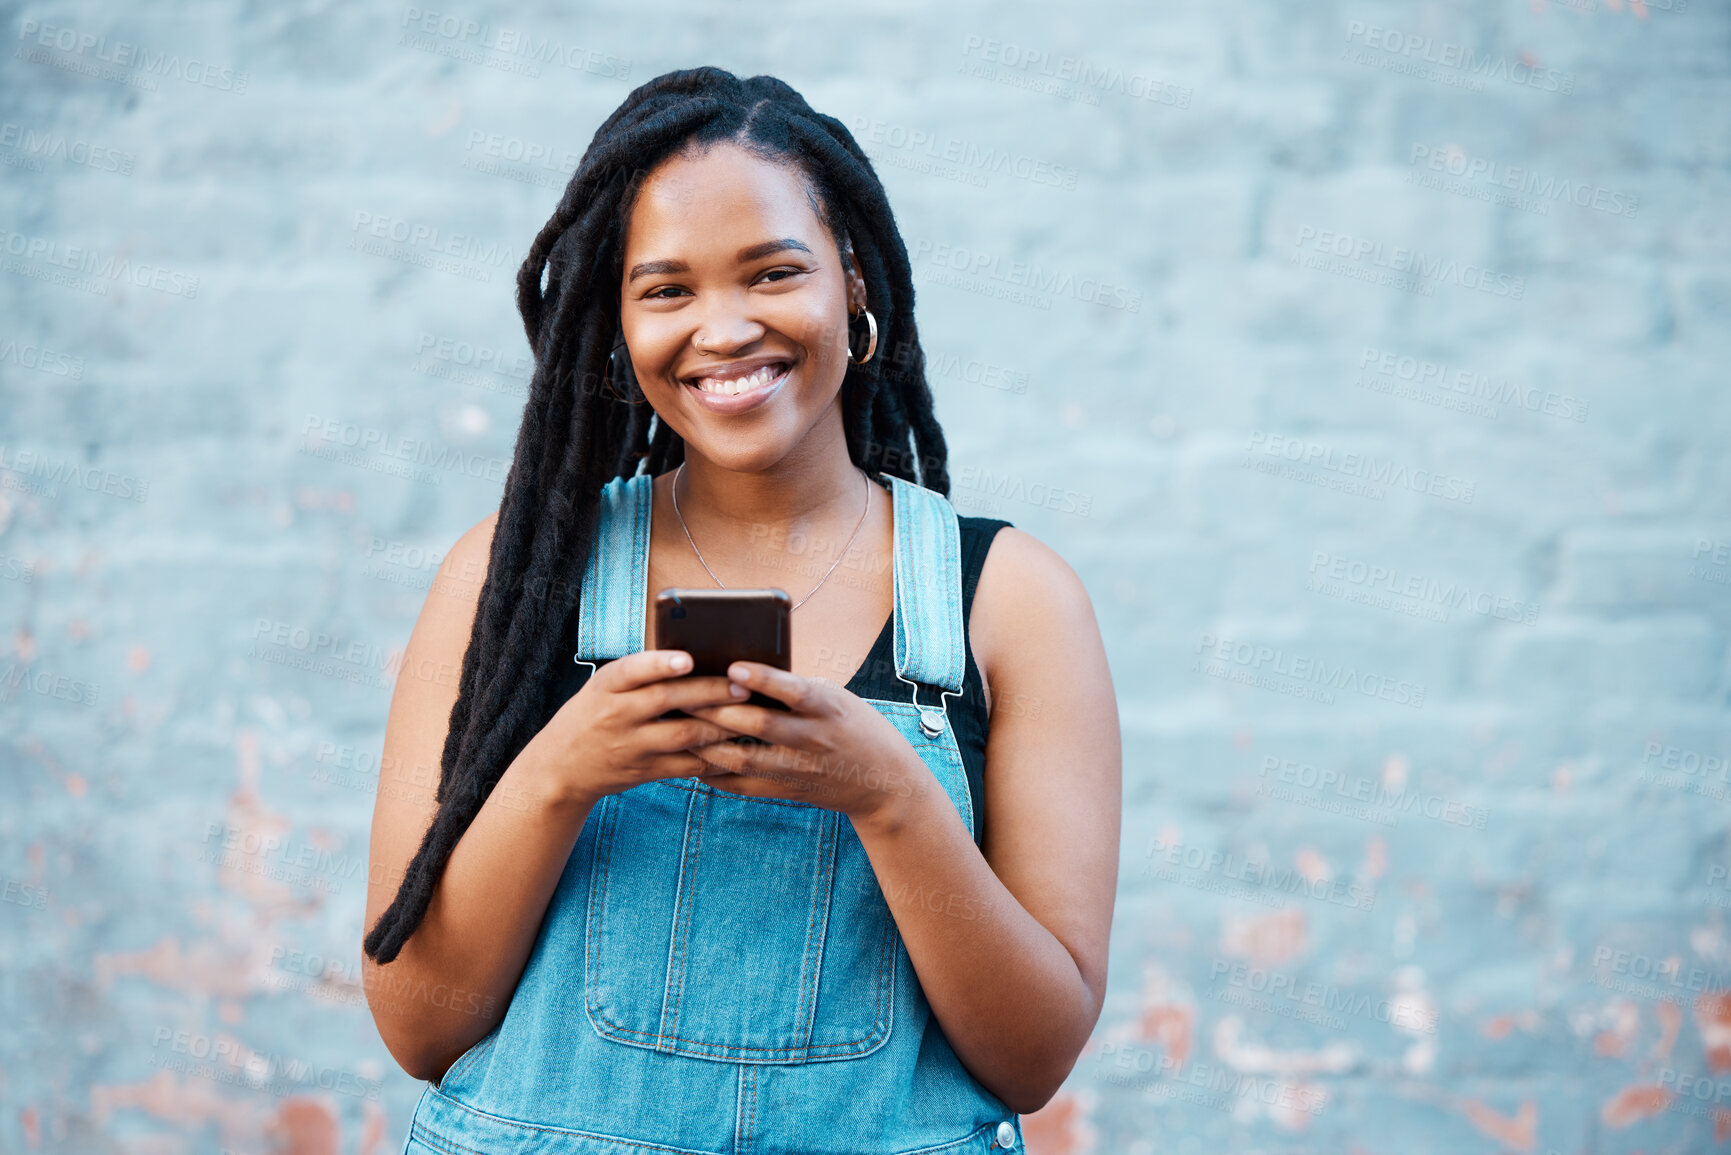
[403,471,1025,1155]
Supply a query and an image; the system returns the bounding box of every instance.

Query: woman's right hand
[530,649,749,805]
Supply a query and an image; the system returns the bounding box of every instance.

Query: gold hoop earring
[846,308,878,366]
[606,337,646,404]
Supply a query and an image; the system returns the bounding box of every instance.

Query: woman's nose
[690,299,766,354]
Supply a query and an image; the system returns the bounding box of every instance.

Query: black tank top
[541,513,1014,850]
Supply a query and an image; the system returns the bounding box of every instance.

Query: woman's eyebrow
[627,237,813,283]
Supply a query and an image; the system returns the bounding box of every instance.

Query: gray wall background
[3,1,1729,1152]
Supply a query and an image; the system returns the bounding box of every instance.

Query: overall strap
[882,473,966,733]
[575,472,654,662]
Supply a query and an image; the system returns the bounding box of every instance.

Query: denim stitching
[585,795,618,1016]
[435,1029,497,1092]
[889,1118,1016,1155]
[628,474,649,653]
[588,792,884,1058]
[747,1063,759,1155]
[586,1018,888,1057]
[877,896,896,1035]
[791,810,834,1056]
[591,709,931,1054]
[661,784,705,1050]
[413,1092,1009,1155]
[730,1064,745,1155]
[885,475,965,694]
[588,708,949,1054]
[661,778,825,809]
[414,1086,722,1154]
[734,1062,757,1155]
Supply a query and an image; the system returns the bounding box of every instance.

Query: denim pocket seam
[662,785,705,1046]
[416,1084,722,1154]
[733,1062,759,1155]
[663,777,823,809]
[889,1117,1018,1155]
[790,812,835,1054]
[584,788,893,1060]
[435,1028,497,1092]
[584,794,619,1015]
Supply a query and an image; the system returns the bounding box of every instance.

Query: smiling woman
[360,66,1120,1155]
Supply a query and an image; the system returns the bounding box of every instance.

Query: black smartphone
[652,588,793,741]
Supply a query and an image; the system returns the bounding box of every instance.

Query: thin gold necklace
[671,462,872,611]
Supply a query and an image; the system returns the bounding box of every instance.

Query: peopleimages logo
[149,1028,380,1102]
[347,211,516,284]
[16,18,250,93]
[0,229,199,299]
[1589,945,1731,1003]
[1292,226,1524,299]
[1408,144,1638,218]
[1092,1042,1328,1116]
[1208,959,1439,1033]
[1244,430,1477,505]
[1307,550,1539,626]
[414,332,531,381]
[1195,632,1426,709]
[0,662,99,707]
[0,121,134,175]
[1645,741,1730,781]
[0,337,83,379]
[909,238,1141,313]
[0,444,149,503]
[299,415,508,486]
[1258,756,1488,829]
[1143,835,1376,911]
[461,129,580,175]
[1357,347,1589,423]
[958,36,1193,108]
[399,7,631,79]
[849,116,1080,191]
[1342,20,1574,95]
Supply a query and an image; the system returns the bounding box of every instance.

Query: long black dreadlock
[364,67,951,964]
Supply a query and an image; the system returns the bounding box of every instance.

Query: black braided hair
[364,67,950,964]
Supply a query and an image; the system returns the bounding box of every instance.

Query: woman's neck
[673,438,872,534]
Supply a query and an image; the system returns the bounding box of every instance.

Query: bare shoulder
[395,510,501,690]
[434,512,501,605]
[969,526,1101,703]
[387,509,500,719]
[452,509,501,562]
[365,511,500,928]
[974,525,1093,609]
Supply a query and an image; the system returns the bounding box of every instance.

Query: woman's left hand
[682,661,934,829]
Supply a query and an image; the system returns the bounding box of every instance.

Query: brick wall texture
[3,1,1729,1152]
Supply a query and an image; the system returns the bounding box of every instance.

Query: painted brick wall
[3,1,1728,1152]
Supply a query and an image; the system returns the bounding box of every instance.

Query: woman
[362,67,1120,1155]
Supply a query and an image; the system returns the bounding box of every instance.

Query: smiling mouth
[686,362,791,397]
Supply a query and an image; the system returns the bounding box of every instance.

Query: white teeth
[693,364,785,396]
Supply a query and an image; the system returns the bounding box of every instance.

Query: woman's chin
[676,442,796,476]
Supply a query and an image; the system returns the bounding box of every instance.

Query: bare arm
[848,527,1121,1113]
[361,515,742,1082]
[361,513,589,1082]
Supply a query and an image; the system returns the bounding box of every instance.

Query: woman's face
[618,141,863,474]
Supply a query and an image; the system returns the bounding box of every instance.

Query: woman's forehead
[625,144,824,255]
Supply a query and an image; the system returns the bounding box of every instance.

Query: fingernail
[671,654,691,673]
[730,663,749,681]
[730,683,749,698]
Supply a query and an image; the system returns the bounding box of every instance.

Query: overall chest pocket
[583,778,897,1064]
